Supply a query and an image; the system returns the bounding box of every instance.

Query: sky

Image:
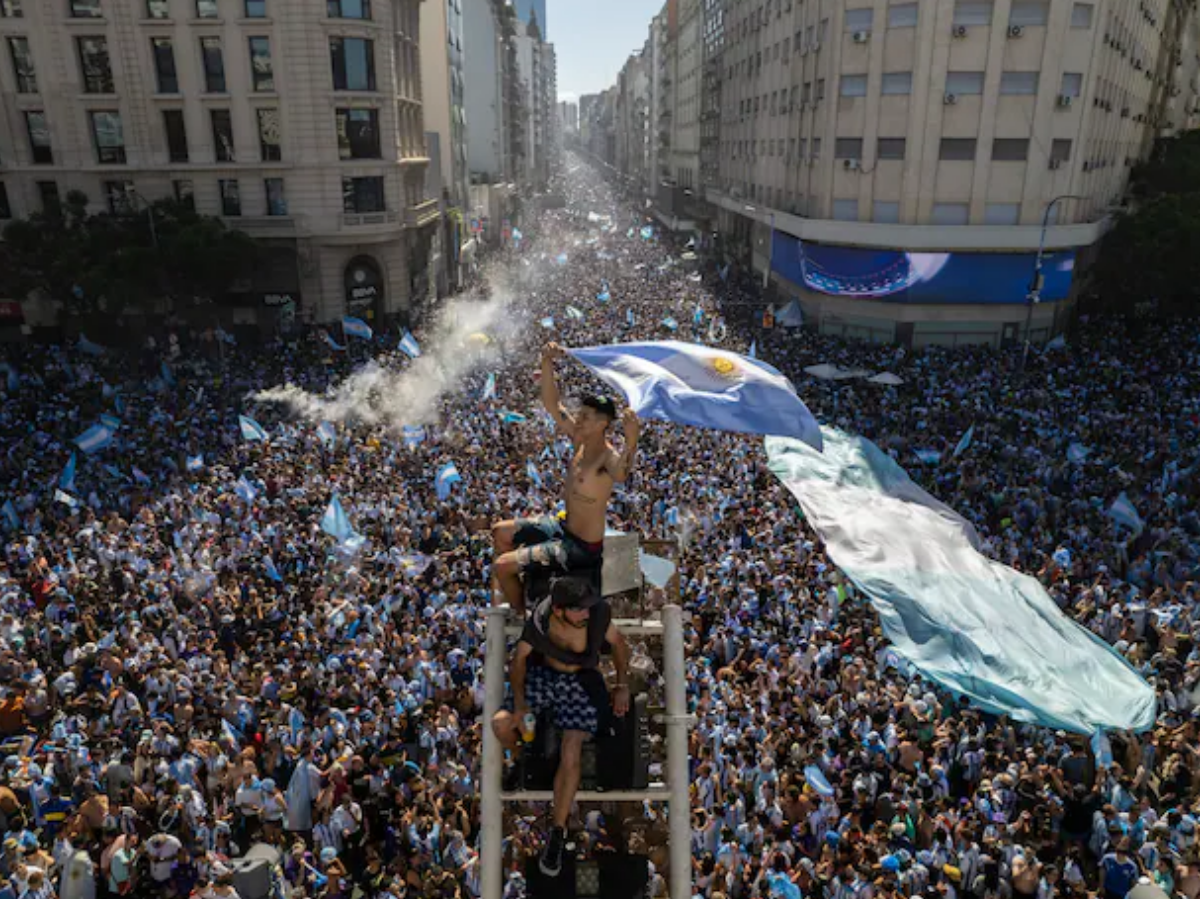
[552,0,663,103]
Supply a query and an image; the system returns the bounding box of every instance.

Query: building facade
[511,0,546,38]
[0,0,439,327]
[420,0,471,294]
[513,23,555,191]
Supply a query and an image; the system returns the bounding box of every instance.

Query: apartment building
[671,0,703,192]
[514,22,556,190]
[0,0,439,326]
[704,0,1200,345]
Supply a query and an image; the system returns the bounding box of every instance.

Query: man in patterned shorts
[491,577,632,878]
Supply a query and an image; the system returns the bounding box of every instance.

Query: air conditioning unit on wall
[952,24,967,37]
[1008,24,1024,37]
[944,93,958,104]
[852,30,869,43]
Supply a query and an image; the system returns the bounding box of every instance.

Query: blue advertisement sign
[771,233,1077,305]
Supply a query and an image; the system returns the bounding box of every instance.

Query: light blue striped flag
[693,305,704,326]
[661,317,678,331]
[526,460,543,488]
[1108,492,1144,534]
[500,411,527,424]
[320,493,360,545]
[186,455,204,472]
[640,226,654,240]
[540,317,555,329]
[2,500,19,530]
[953,424,975,459]
[597,287,611,303]
[342,316,373,340]
[435,462,462,500]
[482,373,496,401]
[1067,443,1090,464]
[74,425,115,455]
[100,414,121,431]
[54,489,80,509]
[235,476,258,503]
[77,334,106,356]
[59,453,78,492]
[132,467,150,485]
[264,555,283,583]
[555,253,568,266]
[398,330,421,358]
[570,341,823,450]
[317,422,337,446]
[914,449,942,465]
[322,330,346,351]
[402,425,426,447]
[239,415,269,442]
[566,305,584,321]
[221,719,241,748]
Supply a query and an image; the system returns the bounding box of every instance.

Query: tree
[0,192,266,317]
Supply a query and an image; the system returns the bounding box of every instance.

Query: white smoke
[254,281,525,430]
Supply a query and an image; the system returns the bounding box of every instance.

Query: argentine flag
[566,305,585,321]
[540,317,555,329]
[1108,492,1144,534]
[239,415,269,442]
[661,317,678,332]
[100,414,121,431]
[186,455,204,472]
[435,462,462,500]
[626,309,635,328]
[54,490,80,509]
[342,317,373,340]
[953,424,975,459]
[597,287,611,303]
[570,341,823,450]
[398,330,421,359]
[74,424,115,455]
[235,476,258,503]
[322,330,346,352]
[482,373,496,401]
[320,494,363,548]
[264,555,283,583]
[402,425,426,447]
[59,453,78,492]
[526,460,544,488]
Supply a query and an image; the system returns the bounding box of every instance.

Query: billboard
[771,233,1077,305]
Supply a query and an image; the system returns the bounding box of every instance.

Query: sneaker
[539,826,565,877]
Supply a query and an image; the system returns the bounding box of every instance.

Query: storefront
[344,255,385,324]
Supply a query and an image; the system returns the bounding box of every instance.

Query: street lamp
[1021,194,1083,370]
[745,204,775,290]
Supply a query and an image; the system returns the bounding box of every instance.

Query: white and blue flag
[566,305,584,321]
[540,317,555,329]
[59,453,78,492]
[693,306,704,326]
[1108,492,1144,534]
[482,373,497,401]
[640,226,654,240]
[342,316,373,340]
[402,425,426,447]
[526,460,543,488]
[74,424,115,455]
[748,340,757,359]
[235,476,258,503]
[186,455,204,472]
[239,415,269,442]
[54,489,80,509]
[661,317,678,331]
[435,462,462,501]
[317,422,337,446]
[321,494,362,547]
[625,309,635,328]
[264,555,283,583]
[569,341,823,450]
[555,253,568,266]
[500,411,527,424]
[398,330,421,358]
[597,287,611,303]
[100,414,121,431]
[132,467,151,486]
[953,424,975,459]
[322,330,346,352]
[1067,443,1091,464]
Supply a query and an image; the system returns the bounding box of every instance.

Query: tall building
[558,100,579,136]
[511,0,546,38]
[513,22,556,190]
[615,52,651,191]
[670,0,702,194]
[421,0,472,294]
[0,0,438,326]
[703,0,1200,346]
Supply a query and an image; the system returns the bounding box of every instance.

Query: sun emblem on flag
[711,356,739,379]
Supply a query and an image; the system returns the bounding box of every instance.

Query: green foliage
[0,193,266,314]
[1093,131,1200,317]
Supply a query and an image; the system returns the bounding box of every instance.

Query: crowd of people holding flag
[0,156,1195,899]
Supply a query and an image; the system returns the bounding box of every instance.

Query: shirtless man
[491,578,631,878]
[491,341,640,614]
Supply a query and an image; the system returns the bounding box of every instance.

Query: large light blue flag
[766,427,1156,734]
[435,462,462,501]
[482,373,496,401]
[803,765,835,797]
[342,317,373,340]
[953,424,975,459]
[317,422,337,446]
[239,415,269,442]
[1108,492,1144,534]
[526,460,543,488]
[74,425,115,455]
[59,453,77,492]
[1,500,18,531]
[321,494,358,543]
[398,330,421,358]
[570,341,823,450]
[77,335,106,356]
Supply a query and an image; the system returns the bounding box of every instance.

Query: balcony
[227,215,296,237]
[404,198,440,229]
[341,211,401,228]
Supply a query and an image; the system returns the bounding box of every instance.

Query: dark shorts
[504,665,603,735]
[512,515,603,577]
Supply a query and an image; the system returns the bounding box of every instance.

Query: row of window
[0,173,385,220]
[8,105,381,166]
[1,0,369,20]
[829,200,1033,226]
[4,33,377,96]
[726,135,1073,164]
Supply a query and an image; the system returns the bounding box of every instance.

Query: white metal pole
[481,605,509,899]
[663,603,692,899]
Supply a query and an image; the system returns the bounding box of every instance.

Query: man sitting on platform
[491,342,640,615]
[491,577,632,878]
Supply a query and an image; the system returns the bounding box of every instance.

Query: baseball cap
[581,395,617,419]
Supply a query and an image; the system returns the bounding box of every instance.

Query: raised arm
[540,342,577,439]
[608,409,641,483]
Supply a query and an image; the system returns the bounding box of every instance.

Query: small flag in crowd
[661,317,679,332]
[320,494,362,547]
[640,226,654,240]
[1067,443,1090,464]
[317,422,337,446]
[1044,334,1067,352]
[804,765,835,797]
[435,462,462,501]
[321,330,346,352]
[239,415,269,442]
[1,501,18,530]
[77,334,106,356]
[186,455,204,472]
[161,361,176,387]
[235,476,258,503]
[132,467,151,485]
[100,414,121,431]
[500,411,527,424]
[1052,546,1072,569]
[59,453,77,492]
[402,425,426,447]
[74,424,115,455]
[626,309,635,328]
[566,306,585,321]
[555,253,568,266]
[342,317,373,340]
[398,330,421,358]
[540,317,555,329]
[54,490,80,509]
[914,449,943,465]
[1,365,18,393]
[953,424,975,459]
[482,373,497,401]
[597,287,611,303]
[748,341,757,359]
[264,555,283,583]
[526,460,543,488]
[1107,492,1144,534]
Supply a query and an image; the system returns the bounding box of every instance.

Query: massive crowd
[0,157,1197,899]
